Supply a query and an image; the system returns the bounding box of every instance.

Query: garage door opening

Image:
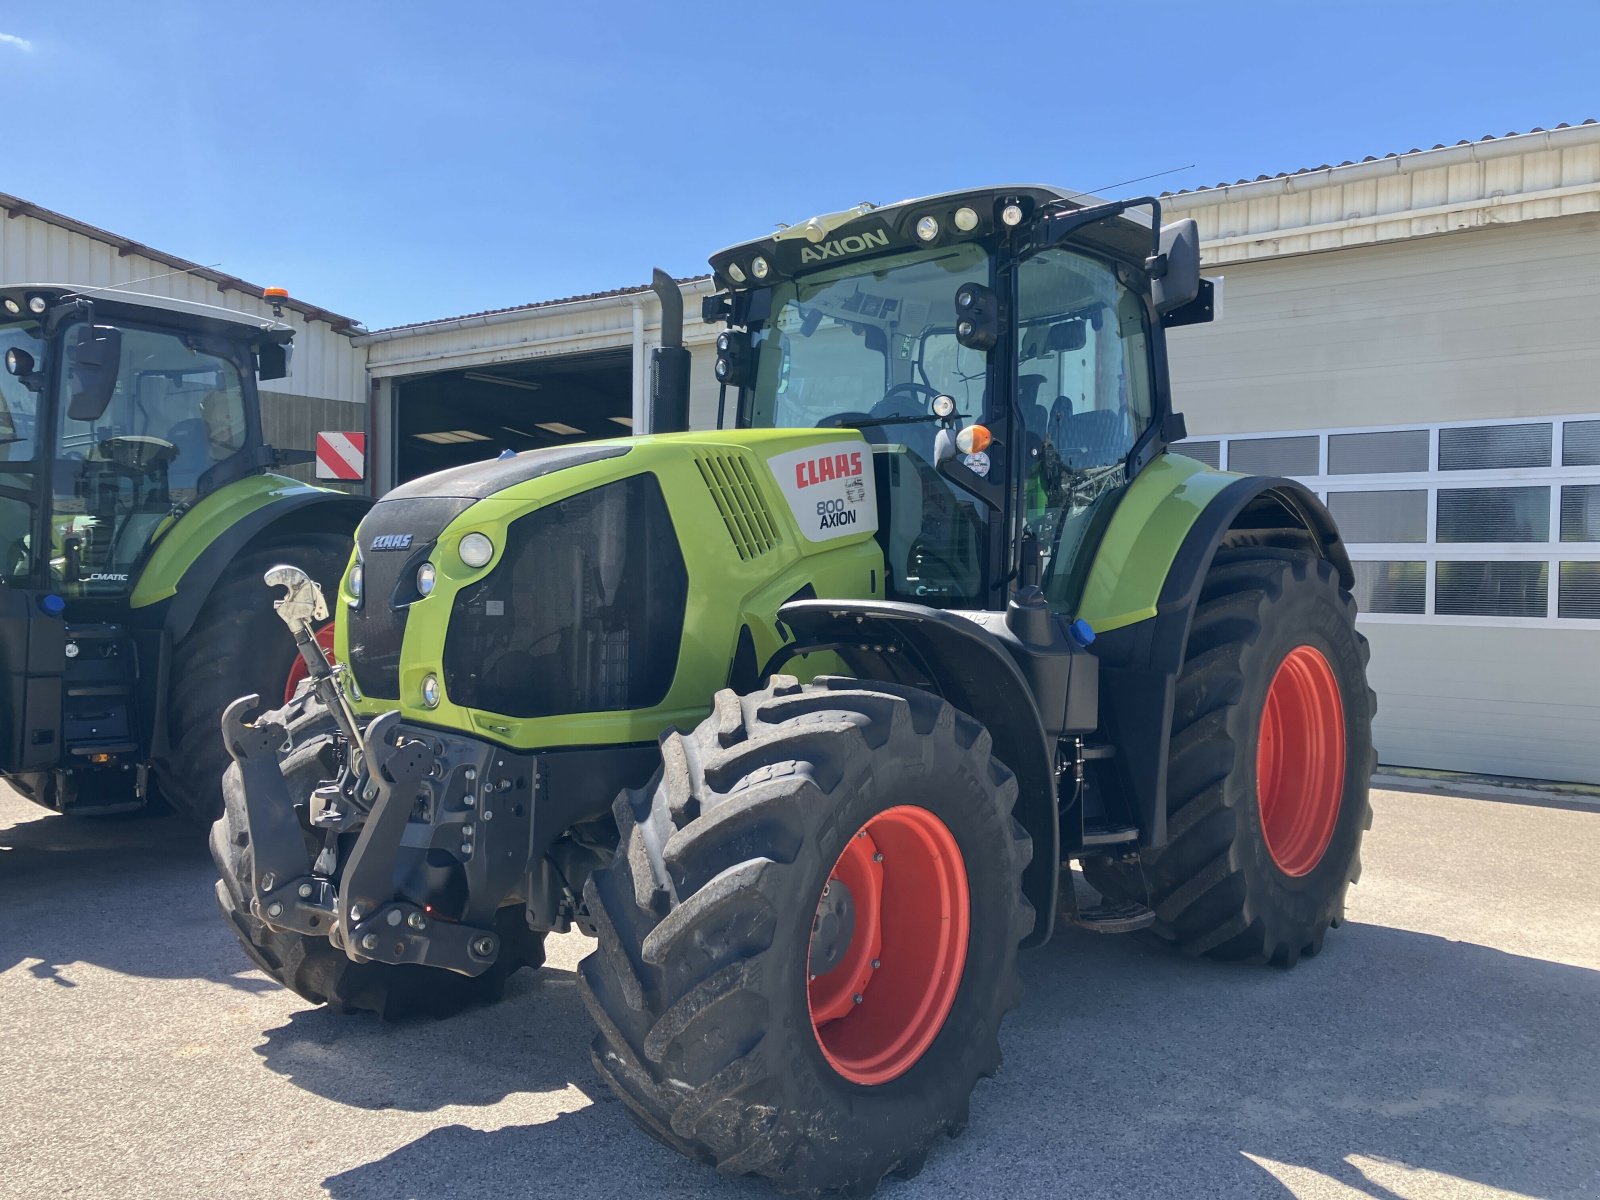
[393,348,633,483]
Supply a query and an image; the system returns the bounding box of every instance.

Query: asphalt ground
[2,783,1596,1200]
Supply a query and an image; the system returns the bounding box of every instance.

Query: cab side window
[1016,249,1154,610]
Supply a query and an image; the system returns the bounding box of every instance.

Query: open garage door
[393,348,632,483]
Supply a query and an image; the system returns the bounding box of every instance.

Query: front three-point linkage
[217,567,507,977]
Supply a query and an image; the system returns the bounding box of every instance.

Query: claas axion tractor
[0,285,361,824]
[216,187,1375,1195]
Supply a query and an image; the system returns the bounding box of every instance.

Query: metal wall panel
[1361,622,1600,784]
[1167,125,1600,267]
[1167,214,1600,437]
[0,209,367,406]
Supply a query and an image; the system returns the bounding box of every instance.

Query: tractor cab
[704,186,1215,615]
[0,284,363,818]
[0,285,298,609]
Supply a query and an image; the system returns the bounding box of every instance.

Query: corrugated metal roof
[0,190,365,333]
[1164,120,1599,195]
[368,274,715,335]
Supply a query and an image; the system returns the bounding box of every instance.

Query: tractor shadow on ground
[254,963,594,1112]
[319,922,1600,1200]
[0,796,265,990]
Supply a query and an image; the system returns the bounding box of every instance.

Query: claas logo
[795,451,863,489]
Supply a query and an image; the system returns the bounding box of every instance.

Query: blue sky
[1,3,1595,330]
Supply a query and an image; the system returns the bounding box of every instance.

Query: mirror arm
[935,453,1004,512]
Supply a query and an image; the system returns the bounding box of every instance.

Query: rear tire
[210,692,545,1018]
[1083,549,1375,965]
[579,676,1032,1196]
[154,533,351,827]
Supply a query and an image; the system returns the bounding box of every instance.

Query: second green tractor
[215,186,1374,1196]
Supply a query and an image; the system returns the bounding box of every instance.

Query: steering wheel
[93,435,179,475]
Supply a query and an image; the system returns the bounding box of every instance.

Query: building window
[1562,420,1600,468]
[1328,429,1429,474]
[1226,434,1318,477]
[1196,413,1600,625]
[1558,562,1600,619]
[1176,439,1220,468]
[1436,486,1550,543]
[1352,560,1426,614]
[1327,489,1427,543]
[1436,561,1548,618]
[1438,422,1552,471]
[1560,484,1600,542]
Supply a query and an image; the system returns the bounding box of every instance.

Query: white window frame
[1185,413,1600,630]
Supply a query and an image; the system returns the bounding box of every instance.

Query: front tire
[579,676,1032,1196]
[210,692,545,1019]
[1084,549,1375,965]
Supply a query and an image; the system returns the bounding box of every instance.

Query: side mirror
[1151,218,1201,314]
[65,325,122,423]
[257,339,292,381]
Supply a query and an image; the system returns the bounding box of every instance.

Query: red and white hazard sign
[315,431,366,481]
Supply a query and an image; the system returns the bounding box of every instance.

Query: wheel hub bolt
[386,910,402,926]
[852,993,864,1005]
[872,852,884,863]
[471,937,496,957]
[298,883,314,899]
[266,902,283,919]
[461,842,473,856]
[871,959,881,969]
[360,933,378,951]
[407,912,427,931]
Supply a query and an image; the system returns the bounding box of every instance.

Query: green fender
[1077,452,1353,849]
[131,473,368,641]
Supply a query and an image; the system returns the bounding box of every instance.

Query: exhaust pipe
[647,269,690,433]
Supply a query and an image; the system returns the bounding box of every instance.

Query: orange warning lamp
[955,424,991,455]
[263,286,289,318]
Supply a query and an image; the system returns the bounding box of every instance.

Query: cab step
[1069,900,1157,934]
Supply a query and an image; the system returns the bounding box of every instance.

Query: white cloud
[0,33,33,53]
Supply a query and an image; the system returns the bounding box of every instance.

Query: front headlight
[458,532,494,569]
[416,561,436,596]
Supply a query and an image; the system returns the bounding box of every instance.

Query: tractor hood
[384,442,633,502]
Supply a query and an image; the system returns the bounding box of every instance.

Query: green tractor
[215,188,1374,1195]
[0,285,364,822]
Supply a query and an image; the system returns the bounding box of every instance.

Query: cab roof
[0,284,293,339]
[707,184,1152,292]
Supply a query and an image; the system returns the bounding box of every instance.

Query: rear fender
[776,598,1059,947]
[132,478,369,643]
[1090,474,1353,847]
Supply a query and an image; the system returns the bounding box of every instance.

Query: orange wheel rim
[283,622,336,704]
[1256,644,1346,877]
[806,805,970,1086]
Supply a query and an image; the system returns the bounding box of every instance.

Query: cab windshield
[747,242,991,461]
[745,243,994,606]
[51,323,250,595]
